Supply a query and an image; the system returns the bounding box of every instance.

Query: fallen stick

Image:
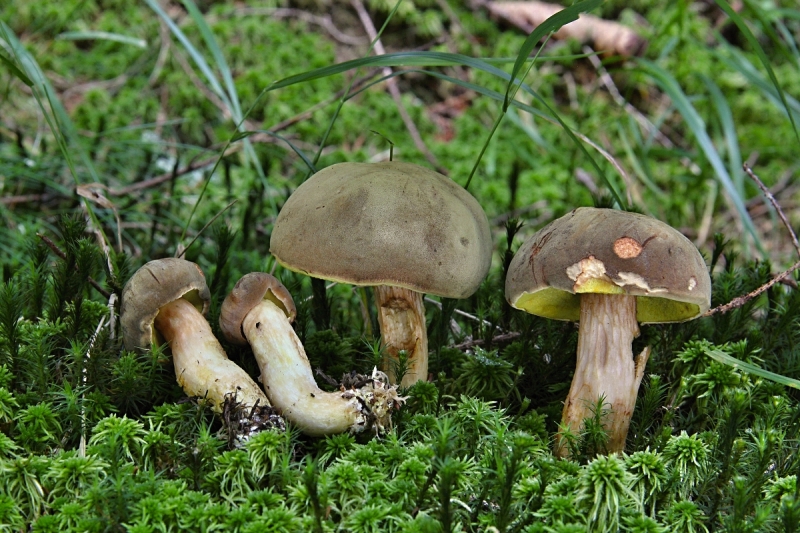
[483,1,647,58]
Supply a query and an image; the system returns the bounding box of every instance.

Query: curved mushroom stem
[242,299,402,436]
[555,293,650,457]
[374,285,428,387]
[153,298,271,413]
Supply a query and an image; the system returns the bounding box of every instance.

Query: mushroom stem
[242,299,400,436]
[374,285,428,387]
[153,298,271,413]
[555,293,647,457]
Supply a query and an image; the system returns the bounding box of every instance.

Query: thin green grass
[144,0,273,248]
[637,59,761,253]
[715,0,800,145]
[705,348,800,390]
[0,21,111,256]
[3,2,800,531]
[714,38,800,124]
[249,47,625,204]
[55,31,147,49]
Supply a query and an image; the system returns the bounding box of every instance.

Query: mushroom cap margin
[505,207,711,324]
[269,161,492,299]
[121,258,211,352]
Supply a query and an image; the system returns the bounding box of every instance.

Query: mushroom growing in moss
[121,258,275,423]
[269,161,492,387]
[219,271,404,436]
[505,208,711,456]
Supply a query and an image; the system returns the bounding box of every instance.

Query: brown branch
[109,153,226,196]
[744,162,800,258]
[584,45,673,148]
[704,257,800,317]
[452,331,521,351]
[37,233,112,299]
[482,0,647,58]
[1,193,57,206]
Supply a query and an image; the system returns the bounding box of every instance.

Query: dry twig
[584,46,673,147]
[704,163,800,316]
[483,1,647,58]
[452,331,521,351]
[744,162,800,258]
[704,257,800,317]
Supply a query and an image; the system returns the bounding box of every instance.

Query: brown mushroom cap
[121,258,211,351]
[270,161,492,299]
[505,207,711,324]
[219,272,297,345]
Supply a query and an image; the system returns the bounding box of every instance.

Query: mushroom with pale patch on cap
[219,271,404,436]
[505,207,711,457]
[269,161,492,387]
[121,258,278,431]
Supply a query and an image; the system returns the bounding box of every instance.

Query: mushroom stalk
[374,285,428,387]
[555,293,650,457]
[153,298,271,413]
[242,298,399,436]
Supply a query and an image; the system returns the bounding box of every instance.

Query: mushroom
[505,208,711,456]
[219,272,403,436]
[269,161,492,387]
[121,258,273,417]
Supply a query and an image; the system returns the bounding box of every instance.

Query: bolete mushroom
[505,207,711,456]
[269,161,492,387]
[121,258,273,418]
[219,272,403,436]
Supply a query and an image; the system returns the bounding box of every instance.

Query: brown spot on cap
[613,237,643,259]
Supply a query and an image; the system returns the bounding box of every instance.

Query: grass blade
[56,31,147,48]
[714,39,800,123]
[714,0,800,145]
[699,75,743,197]
[180,0,243,123]
[637,59,759,251]
[706,348,800,390]
[143,0,230,109]
[0,22,110,249]
[256,50,618,194]
[503,0,602,110]
[0,50,32,86]
[387,68,624,202]
[232,131,317,174]
[145,0,274,245]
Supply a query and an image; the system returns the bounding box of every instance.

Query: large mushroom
[219,272,403,436]
[121,258,273,418]
[505,208,711,456]
[269,161,492,387]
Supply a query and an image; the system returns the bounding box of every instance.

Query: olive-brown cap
[505,207,711,324]
[270,161,492,299]
[219,272,297,345]
[121,258,210,351]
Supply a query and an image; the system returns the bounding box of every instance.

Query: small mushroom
[505,208,711,456]
[219,272,403,436]
[269,161,492,387]
[121,258,272,415]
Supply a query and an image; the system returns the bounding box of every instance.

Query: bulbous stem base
[243,300,401,436]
